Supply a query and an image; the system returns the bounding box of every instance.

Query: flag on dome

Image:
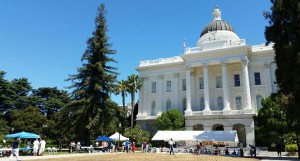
[183,39,186,48]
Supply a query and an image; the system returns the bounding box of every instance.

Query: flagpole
[183,39,186,53]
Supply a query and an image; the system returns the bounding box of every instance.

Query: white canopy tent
[152,130,238,142]
[109,132,129,141]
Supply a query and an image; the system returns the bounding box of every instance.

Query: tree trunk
[131,90,135,131]
[297,133,299,158]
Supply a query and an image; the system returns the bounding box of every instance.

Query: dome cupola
[197,6,240,47]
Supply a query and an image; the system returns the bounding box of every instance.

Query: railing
[184,39,246,54]
[192,111,204,115]
[139,56,183,67]
[190,110,245,116]
[230,110,244,114]
[211,111,223,115]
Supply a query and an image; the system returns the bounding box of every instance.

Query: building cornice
[181,45,251,60]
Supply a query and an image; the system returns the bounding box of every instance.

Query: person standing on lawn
[168,138,175,155]
[9,137,20,161]
[33,138,40,156]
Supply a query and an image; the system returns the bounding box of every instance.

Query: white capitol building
[136,6,277,146]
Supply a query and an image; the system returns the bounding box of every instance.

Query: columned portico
[185,66,192,115]
[222,62,230,114]
[203,64,211,115]
[241,59,253,113]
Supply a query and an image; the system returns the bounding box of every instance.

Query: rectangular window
[166,81,171,92]
[254,72,261,85]
[182,79,186,91]
[234,74,240,87]
[216,76,222,88]
[151,82,156,93]
[199,78,204,89]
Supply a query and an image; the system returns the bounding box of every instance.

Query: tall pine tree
[265,0,300,158]
[66,4,118,144]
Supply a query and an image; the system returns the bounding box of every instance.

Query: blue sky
[0,0,271,105]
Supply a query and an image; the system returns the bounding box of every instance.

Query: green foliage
[156,109,184,130]
[65,4,119,144]
[283,133,297,145]
[286,144,298,152]
[10,105,47,135]
[115,80,129,129]
[124,125,150,143]
[265,0,300,156]
[127,74,142,130]
[32,87,70,119]
[255,95,287,146]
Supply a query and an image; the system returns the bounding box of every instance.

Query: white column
[137,78,144,116]
[185,66,192,115]
[222,62,231,114]
[173,73,179,110]
[264,62,272,96]
[190,72,196,111]
[143,77,148,116]
[245,125,255,146]
[242,59,253,113]
[203,64,211,115]
[157,75,163,115]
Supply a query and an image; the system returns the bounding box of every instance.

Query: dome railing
[185,39,245,54]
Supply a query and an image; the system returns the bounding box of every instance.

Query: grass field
[24,153,259,161]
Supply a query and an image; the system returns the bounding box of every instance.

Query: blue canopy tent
[95,136,113,141]
[4,131,40,139]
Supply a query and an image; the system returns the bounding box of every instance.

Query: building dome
[196,6,240,47]
[200,20,235,37]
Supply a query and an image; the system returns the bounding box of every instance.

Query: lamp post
[118,123,121,151]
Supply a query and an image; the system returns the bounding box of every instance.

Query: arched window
[236,96,242,110]
[217,96,223,110]
[256,95,263,110]
[151,101,156,116]
[166,99,171,111]
[183,98,186,112]
[200,97,205,111]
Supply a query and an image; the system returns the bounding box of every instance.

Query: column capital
[221,61,228,67]
[185,65,191,71]
[202,63,209,69]
[157,75,164,79]
[173,73,179,78]
[264,62,271,68]
[241,59,249,66]
[141,76,148,81]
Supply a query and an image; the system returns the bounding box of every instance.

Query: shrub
[286,144,298,152]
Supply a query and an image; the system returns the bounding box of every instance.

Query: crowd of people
[9,137,46,161]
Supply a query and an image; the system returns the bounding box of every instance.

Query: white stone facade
[136,7,276,146]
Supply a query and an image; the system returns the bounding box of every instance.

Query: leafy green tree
[66,4,118,144]
[32,87,70,119]
[124,125,150,143]
[127,74,142,130]
[156,109,185,130]
[10,105,47,135]
[115,80,128,128]
[255,95,288,146]
[265,0,300,157]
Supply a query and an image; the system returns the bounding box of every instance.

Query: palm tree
[115,80,128,115]
[127,74,142,130]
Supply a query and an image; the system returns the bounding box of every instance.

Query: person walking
[275,143,282,157]
[9,137,20,161]
[131,142,136,153]
[168,138,175,155]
